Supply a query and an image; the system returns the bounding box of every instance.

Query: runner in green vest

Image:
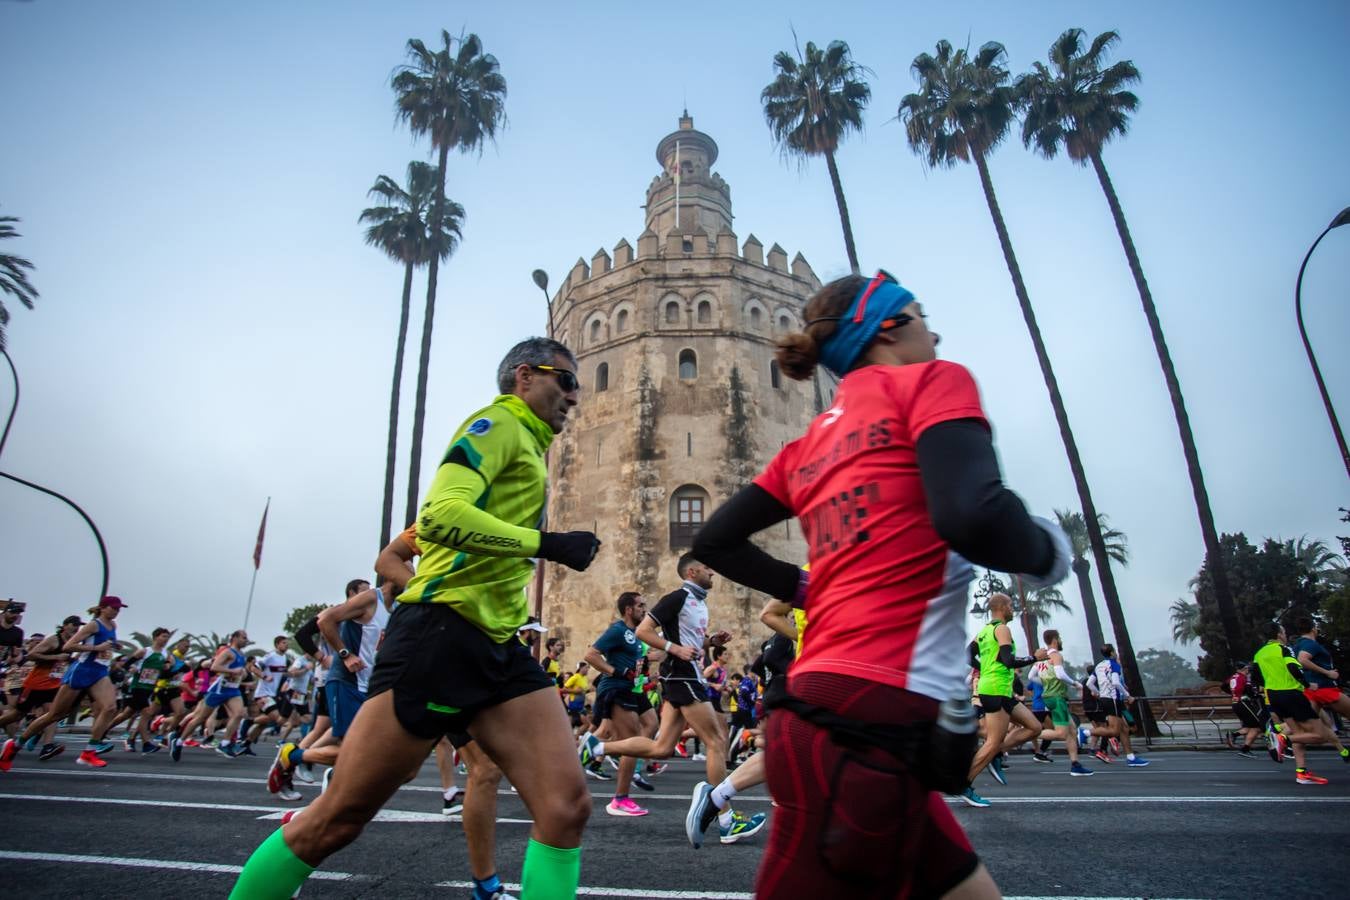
[1034,629,1093,776]
[1252,621,1333,785]
[963,593,1046,807]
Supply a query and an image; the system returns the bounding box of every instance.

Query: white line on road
[437,881,753,898]
[254,809,534,824]
[0,849,358,881]
[0,792,282,812]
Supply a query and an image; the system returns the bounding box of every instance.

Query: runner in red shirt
[693,270,1069,899]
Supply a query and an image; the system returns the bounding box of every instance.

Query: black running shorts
[978,694,1017,715]
[1266,688,1316,723]
[593,686,652,722]
[367,603,554,740]
[1232,698,1267,729]
[661,678,708,708]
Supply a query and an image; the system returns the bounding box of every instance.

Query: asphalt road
[1,736,1346,898]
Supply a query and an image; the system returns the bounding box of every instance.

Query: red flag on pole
[252,498,270,570]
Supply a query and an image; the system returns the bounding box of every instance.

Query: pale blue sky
[2,1,1346,666]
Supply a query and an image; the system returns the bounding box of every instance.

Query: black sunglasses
[532,365,580,392]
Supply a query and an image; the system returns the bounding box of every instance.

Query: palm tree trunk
[381,260,415,557]
[823,149,860,275]
[971,151,1150,715]
[404,143,451,529]
[1089,149,1239,672]
[1072,558,1107,657]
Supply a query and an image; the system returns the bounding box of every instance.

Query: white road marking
[254,809,534,824]
[0,792,281,812]
[0,849,358,881]
[437,882,753,898]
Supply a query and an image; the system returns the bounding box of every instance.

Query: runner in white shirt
[1081,645,1149,767]
[239,636,294,755]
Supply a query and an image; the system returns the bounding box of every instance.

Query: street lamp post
[1,347,111,603]
[532,269,554,339]
[1295,206,1350,481]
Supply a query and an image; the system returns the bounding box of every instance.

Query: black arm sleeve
[916,419,1054,576]
[1288,661,1309,688]
[691,484,802,601]
[967,640,980,669]
[996,644,1037,670]
[294,616,321,656]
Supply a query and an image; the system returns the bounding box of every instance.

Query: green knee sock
[229,828,314,900]
[520,838,580,900]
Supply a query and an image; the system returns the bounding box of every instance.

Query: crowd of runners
[2,270,1348,899]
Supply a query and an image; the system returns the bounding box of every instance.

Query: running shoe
[585,762,611,781]
[268,743,296,795]
[578,733,601,768]
[0,738,18,771]
[1235,748,1256,759]
[277,786,303,802]
[1093,749,1113,764]
[1340,748,1349,764]
[150,715,165,732]
[605,755,620,771]
[1076,725,1091,747]
[674,743,689,758]
[1032,752,1052,764]
[90,741,115,755]
[183,738,201,748]
[989,753,1008,786]
[606,797,649,817]
[632,773,655,792]
[235,743,258,757]
[720,811,767,844]
[645,762,668,776]
[123,736,136,752]
[691,752,706,761]
[685,780,714,849]
[280,808,302,825]
[1296,769,1328,785]
[22,734,40,752]
[76,749,108,768]
[443,788,465,816]
[216,743,236,759]
[171,738,184,763]
[960,786,991,808]
[294,764,316,784]
[1069,762,1095,776]
[38,743,65,762]
[321,766,333,794]
[1108,737,1123,756]
[141,741,162,754]
[200,736,216,748]
[1126,755,1151,767]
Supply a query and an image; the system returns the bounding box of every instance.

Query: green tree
[1191,533,1333,679]
[360,161,464,553]
[185,631,229,660]
[0,210,39,351]
[899,39,1147,701]
[1055,509,1128,655]
[1135,648,1203,695]
[761,37,871,274]
[281,602,328,637]
[1018,29,1240,667]
[1169,598,1200,645]
[392,30,507,528]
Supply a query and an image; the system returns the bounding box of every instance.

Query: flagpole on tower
[243,497,270,631]
[674,138,681,229]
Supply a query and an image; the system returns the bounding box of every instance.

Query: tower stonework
[541,115,836,670]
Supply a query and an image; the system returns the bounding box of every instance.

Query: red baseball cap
[99,595,128,609]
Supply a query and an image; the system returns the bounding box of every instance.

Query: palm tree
[1018,29,1240,669]
[391,30,507,527]
[360,161,464,553]
[1055,509,1129,654]
[1285,536,1346,590]
[1170,598,1200,645]
[1012,578,1071,651]
[0,211,40,351]
[761,37,871,274]
[899,39,1149,701]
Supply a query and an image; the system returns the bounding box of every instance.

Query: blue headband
[816,276,916,376]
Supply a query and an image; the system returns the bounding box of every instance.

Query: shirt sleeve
[902,361,988,441]
[647,590,686,640]
[752,441,797,509]
[416,408,543,558]
[592,625,620,656]
[398,524,422,557]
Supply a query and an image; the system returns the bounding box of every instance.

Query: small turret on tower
[645,112,733,243]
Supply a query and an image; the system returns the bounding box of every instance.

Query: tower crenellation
[540,114,834,660]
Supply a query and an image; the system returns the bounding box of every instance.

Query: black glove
[612,667,636,682]
[537,530,601,571]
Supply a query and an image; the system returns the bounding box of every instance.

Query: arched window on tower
[665,301,681,324]
[669,484,710,549]
[770,360,782,390]
[589,319,602,344]
[750,307,763,331]
[596,362,609,392]
[678,349,697,380]
[616,309,629,334]
[697,300,712,324]
[777,313,791,333]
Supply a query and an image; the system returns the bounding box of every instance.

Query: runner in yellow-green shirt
[1252,621,1333,785]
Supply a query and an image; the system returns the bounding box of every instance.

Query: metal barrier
[1068,693,1238,749]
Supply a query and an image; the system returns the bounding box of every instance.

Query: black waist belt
[768,693,928,761]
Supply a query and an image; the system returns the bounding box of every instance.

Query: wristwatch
[337,648,351,660]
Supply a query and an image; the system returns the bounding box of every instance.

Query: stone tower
[541,114,834,670]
